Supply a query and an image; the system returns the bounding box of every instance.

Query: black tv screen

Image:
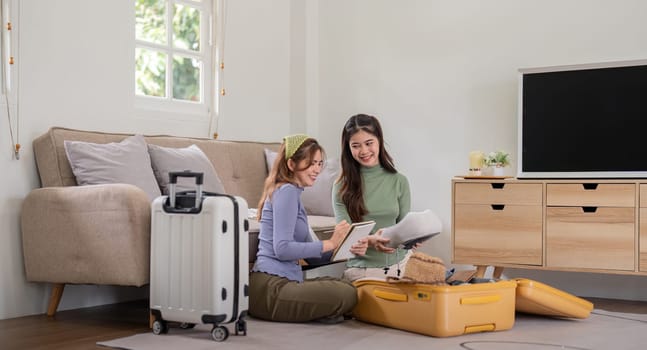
[518,60,647,178]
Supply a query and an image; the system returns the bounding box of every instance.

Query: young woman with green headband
[249,134,357,323]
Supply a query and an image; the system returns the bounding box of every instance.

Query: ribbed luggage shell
[150,194,249,335]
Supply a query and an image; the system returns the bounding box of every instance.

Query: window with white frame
[135,0,213,116]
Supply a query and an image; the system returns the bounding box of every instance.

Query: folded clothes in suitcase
[150,171,249,342]
[515,278,594,319]
[352,279,517,337]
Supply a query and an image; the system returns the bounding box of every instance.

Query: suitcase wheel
[179,322,196,329]
[211,325,229,342]
[235,319,247,336]
[152,319,168,335]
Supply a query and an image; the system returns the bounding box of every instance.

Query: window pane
[136,48,167,97]
[173,4,200,51]
[172,55,200,101]
[135,0,167,45]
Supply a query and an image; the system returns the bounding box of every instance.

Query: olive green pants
[249,272,357,323]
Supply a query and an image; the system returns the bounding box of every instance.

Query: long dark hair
[337,114,396,222]
[257,138,324,220]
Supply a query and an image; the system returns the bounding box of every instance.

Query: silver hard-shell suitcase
[150,171,249,342]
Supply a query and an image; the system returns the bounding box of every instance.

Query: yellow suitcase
[515,278,594,319]
[352,279,517,337]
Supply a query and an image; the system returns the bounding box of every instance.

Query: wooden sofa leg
[47,283,65,316]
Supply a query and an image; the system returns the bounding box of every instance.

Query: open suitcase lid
[514,278,594,319]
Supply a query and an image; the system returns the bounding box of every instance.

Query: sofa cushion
[264,148,339,217]
[264,147,278,172]
[63,135,161,201]
[148,143,226,195]
[145,136,279,208]
[301,159,339,217]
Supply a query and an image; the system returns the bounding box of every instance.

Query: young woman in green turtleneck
[332,114,412,281]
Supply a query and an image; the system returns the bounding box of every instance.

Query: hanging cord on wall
[2,92,17,159]
[1,0,18,160]
[208,0,227,140]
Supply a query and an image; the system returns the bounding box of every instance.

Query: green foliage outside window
[135,0,166,45]
[173,56,200,101]
[173,4,200,51]
[135,48,166,97]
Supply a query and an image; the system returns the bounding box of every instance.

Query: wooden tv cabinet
[451,177,647,278]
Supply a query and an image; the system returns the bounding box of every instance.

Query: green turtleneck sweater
[332,165,411,268]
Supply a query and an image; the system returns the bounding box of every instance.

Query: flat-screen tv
[517,59,647,178]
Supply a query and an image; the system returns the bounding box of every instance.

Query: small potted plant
[484,150,510,176]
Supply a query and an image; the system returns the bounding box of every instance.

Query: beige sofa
[21,127,336,316]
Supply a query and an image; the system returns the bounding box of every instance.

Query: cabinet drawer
[546,207,634,271]
[454,183,542,205]
[454,204,542,265]
[546,183,634,207]
[640,184,647,208]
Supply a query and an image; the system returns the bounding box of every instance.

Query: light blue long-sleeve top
[252,183,332,282]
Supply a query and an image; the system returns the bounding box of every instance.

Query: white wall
[215,0,294,141]
[313,0,647,300]
[2,0,647,320]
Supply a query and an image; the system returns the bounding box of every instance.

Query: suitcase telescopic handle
[168,171,204,208]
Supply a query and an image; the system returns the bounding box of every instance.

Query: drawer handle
[582,183,598,190]
[491,183,505,189]
[582,206,598,213]
[491,204,505,210]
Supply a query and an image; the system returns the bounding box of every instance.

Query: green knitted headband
[283,134,309,159]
